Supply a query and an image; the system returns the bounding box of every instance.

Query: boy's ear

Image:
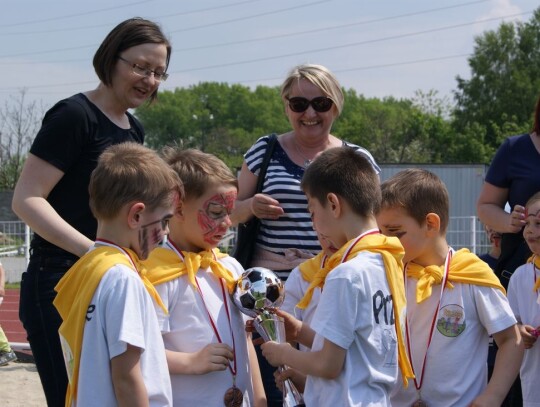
[425,212,441,235]
[127,202,146,229]
[327,193,342,218]
[174,201,184,218]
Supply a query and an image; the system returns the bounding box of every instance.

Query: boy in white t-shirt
[144,148,266,407]
[377,168,523,407]
[54,143,182,406]
[508,191,540,407]
[261,147,414,406]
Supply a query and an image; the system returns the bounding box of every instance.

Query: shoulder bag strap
[255,134,278,193]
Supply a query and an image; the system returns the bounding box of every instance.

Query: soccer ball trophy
[232,267,305,407]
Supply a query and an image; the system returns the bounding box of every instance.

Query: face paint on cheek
[198,210,219,244]
[139,227,150,260]
[198,192,236,243]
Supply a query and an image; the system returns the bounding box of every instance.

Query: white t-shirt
[507,262,540,407]
[281,265,320,351]
[153,254,255,406]
[391,267,516,406]
[75,265,172,406]
[304,251,400,406]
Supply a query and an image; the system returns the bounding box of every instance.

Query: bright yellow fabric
[297,233,414,386]
[526,255,540,291]
[407,248,506,304]
[53,246,166,407]
[298,251,327,283]
[144,247,236,293]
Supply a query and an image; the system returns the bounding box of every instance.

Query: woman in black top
[12,18,171,406]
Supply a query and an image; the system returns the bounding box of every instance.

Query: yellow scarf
[53,245,166,407]
[144,245,236,293]
[407,248,505,304]
[297,232,414,386]
[526,255,540,291]
[299,251,328,283]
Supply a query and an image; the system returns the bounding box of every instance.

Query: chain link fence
[0,217,491,283]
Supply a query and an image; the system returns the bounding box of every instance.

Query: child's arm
[275,308,316,348]
[470,324,524,407]
[165,343,233,375]
[261,337,346,380]
[247,334,267,407]
[111,344,149,407]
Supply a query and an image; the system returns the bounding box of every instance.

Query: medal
[405,250,452,407]
[223,385,243,407]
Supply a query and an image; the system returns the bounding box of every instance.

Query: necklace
[292,138,316,167]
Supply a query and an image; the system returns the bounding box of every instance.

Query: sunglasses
[287,96,334,113]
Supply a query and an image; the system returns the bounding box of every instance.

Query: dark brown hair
[93,17,171,103]
[301,147,380,217]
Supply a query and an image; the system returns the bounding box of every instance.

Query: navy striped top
[244,135,380,255]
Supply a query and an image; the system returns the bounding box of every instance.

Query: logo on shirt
[436,304,466,337]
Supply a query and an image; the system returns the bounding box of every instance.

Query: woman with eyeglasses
[12,17,170,407]
[232,63,379,406]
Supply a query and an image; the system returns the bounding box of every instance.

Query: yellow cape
[407,248,505,303]
[144,246,236,293]
[53,246,165,407]
[297,233,414,386]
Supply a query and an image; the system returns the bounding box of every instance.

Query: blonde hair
[161,147,237,200]
[280,64,344,115]
[89,142,182,219]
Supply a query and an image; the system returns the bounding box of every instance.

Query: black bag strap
[255,134,278,194]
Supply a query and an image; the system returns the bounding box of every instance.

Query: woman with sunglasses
[232,63,379,406]
[12,18,170,407]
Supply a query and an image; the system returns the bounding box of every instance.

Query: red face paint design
[138,216,170,259]
[197,191,236,245]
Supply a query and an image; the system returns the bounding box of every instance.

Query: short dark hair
[301,147,380,217]
[93,17,171,103]
[380,168,450,232]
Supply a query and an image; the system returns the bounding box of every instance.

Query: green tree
[453,8,540,150]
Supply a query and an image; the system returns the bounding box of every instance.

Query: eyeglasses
[141,217,170,230]
[118,56,169,82]
[287,96,334,113]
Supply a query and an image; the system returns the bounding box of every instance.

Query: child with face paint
[507,191,540,406]
[53,142,182,406]
[144,148,266,407]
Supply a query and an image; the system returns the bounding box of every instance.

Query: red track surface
[0,289,27,344]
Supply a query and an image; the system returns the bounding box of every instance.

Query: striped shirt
[244,135,380,255]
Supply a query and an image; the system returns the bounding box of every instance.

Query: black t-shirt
[29,93,144,252]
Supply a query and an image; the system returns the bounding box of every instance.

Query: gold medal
[223,386,243,407]
[411,399,428,407]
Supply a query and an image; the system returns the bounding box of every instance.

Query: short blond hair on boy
[301,147,380,217]
[89,142,183,220]
[380,168,449,233]
[161,147,237,199]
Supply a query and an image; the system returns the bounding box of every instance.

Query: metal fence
[0,217,492,283]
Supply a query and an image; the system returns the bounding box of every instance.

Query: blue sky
[0,0,537,109]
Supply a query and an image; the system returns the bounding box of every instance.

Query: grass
[6,282,20,289]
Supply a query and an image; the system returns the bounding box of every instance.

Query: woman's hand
[508,204,526,233]
[250,193,284,220]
